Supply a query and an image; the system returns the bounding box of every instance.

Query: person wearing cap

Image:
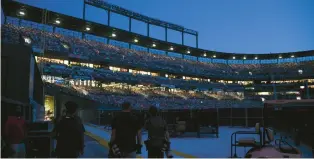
[54,101,85,158]
[109,102,142,158]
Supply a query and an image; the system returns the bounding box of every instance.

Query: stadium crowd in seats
[44,82,262,110]
[38,58,231,90]
[2,22,313,110]
[2,23,314,81]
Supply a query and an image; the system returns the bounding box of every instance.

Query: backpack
[55,116,83,152]
[113,113,138,152]
[146,116,167,149]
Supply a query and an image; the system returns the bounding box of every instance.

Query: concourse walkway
[81,135,109,158]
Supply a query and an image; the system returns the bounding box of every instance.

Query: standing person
[145,106,172,158]
[109,102,142,158]
[55,101,85,158]
[4,106,27,158]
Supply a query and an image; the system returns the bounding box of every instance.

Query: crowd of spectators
[44,82,262,110]
[3,23,313,110]
[39,58,236,90]
[2,23,314,81]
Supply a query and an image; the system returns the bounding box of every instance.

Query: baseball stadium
[1,0,314,158]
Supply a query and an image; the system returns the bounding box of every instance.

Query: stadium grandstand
[1,0,314,158]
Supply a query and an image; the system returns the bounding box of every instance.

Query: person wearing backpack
[54,101,85,158]
[145,106,173,158]
[109,102,142,158]
[4,106,27,158]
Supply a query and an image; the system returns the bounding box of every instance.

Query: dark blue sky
[5,0,314,53]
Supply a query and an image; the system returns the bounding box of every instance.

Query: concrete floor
[85,124,313,158]
[53,135,108,158]
[81,135,109,158]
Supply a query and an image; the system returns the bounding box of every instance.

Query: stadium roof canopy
[2,0,314,60]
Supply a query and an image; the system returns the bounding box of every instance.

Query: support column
[147,23,150,37]
[108,10,111,26]
[83,3,86,19]
[196,34,199,48]
[129,17,132,32]
[82,3,86,39]
[165,27,168,42]
[182,32,184,45]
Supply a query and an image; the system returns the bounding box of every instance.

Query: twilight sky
[5,0,314,54]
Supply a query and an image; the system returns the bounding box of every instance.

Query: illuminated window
[64,60,69,65]
[44,95,55,121]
